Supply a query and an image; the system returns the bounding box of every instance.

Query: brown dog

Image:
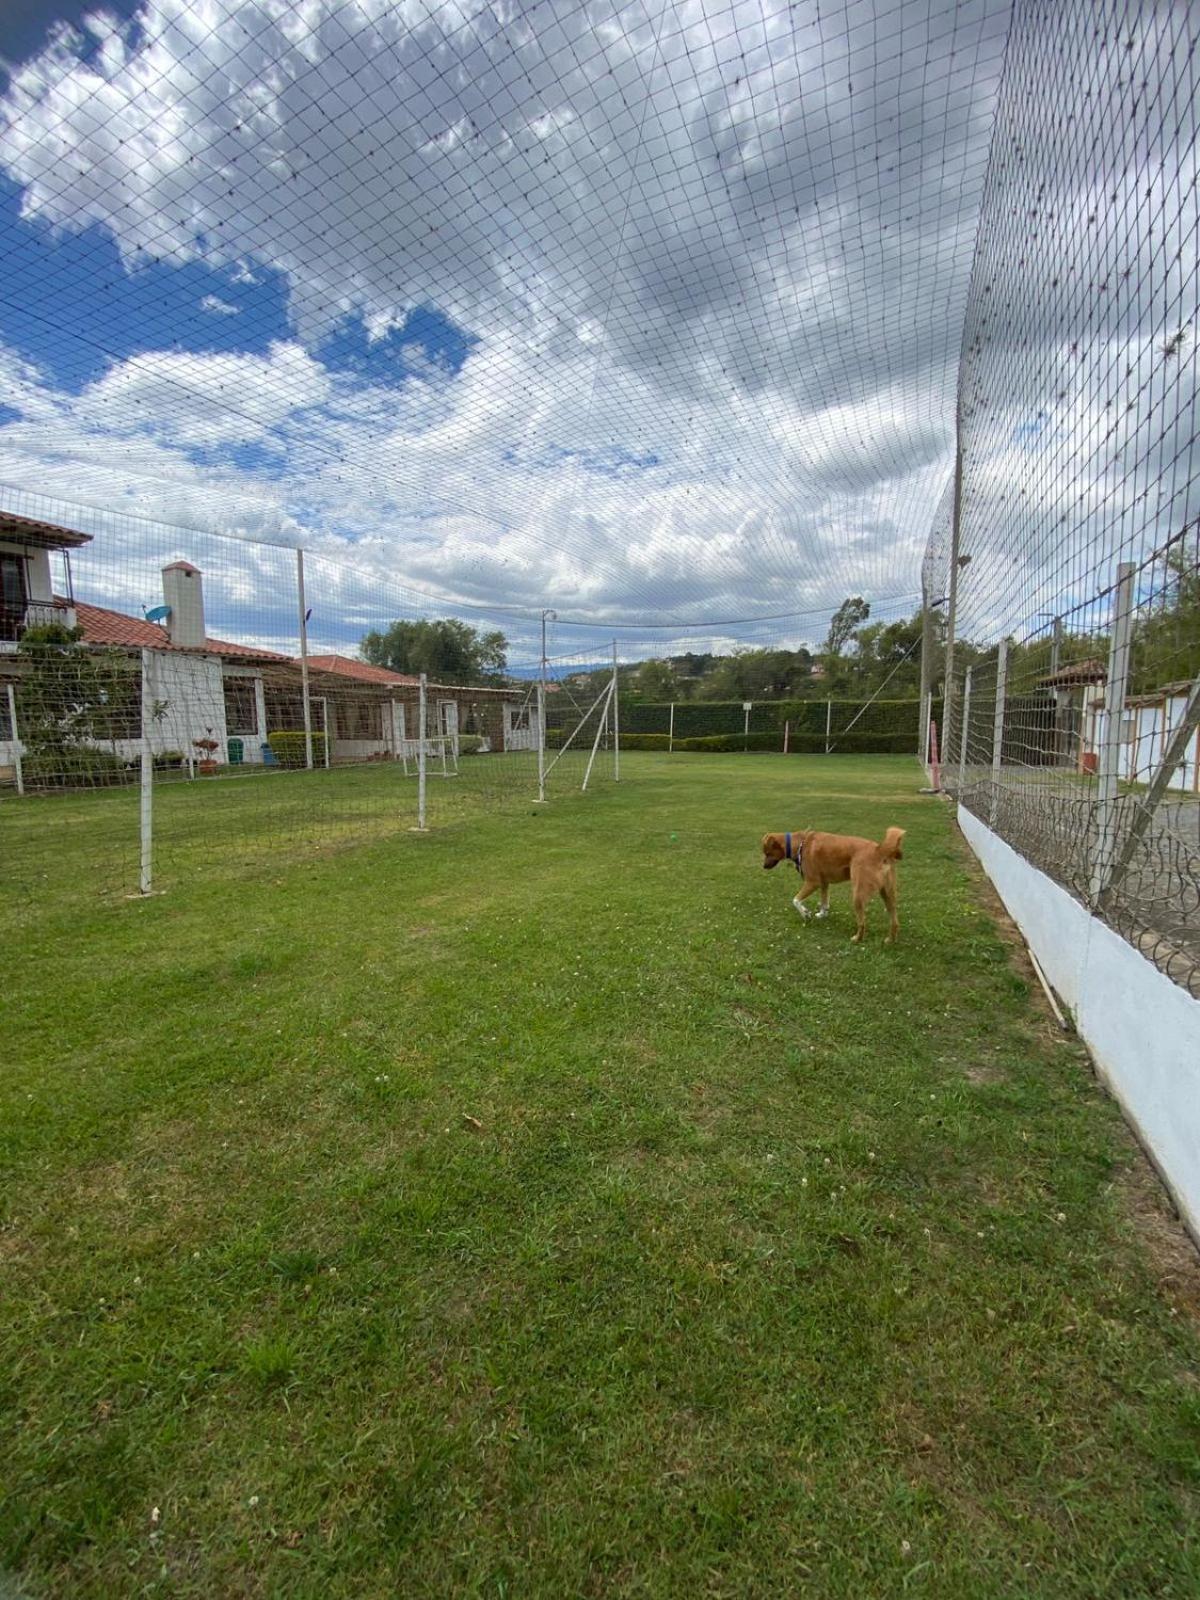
[761,827,906,944]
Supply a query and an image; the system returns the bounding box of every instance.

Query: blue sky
[3,0,1179,664]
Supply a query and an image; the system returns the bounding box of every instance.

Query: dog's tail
[880,826,906,861]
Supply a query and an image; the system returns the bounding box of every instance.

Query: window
[508,705,530,732]
[340,697,383,740]
[0,553,27,641]
[265,688,325,732]
[223,675,258,735]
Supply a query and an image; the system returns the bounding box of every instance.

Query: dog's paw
[814,906,829,920]
[792,897,810,919]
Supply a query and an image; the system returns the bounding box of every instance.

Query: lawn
[2,754,1198,1598]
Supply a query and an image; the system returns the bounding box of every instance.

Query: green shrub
[23,748,134,789]
[616,733,671,751]
[457,734,484,755]
[153,750,185,770]
[670,731,915,755]
[267,730,329,768]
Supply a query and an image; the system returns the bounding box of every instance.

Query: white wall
[1089,693,1198,792]
[958,803,1200,1242]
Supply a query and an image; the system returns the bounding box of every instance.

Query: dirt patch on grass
[963,1063,1006,1087]
[1116,1162,1200,1323]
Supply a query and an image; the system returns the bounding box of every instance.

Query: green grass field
[3,754,1198,1597]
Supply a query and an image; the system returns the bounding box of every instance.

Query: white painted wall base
[958,803,1200,1244]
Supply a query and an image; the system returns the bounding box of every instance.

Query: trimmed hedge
[267,730,329,767]
[24,749,134,788]
[614,733,670,751]
[620,698,921,741]
[458,734,484,756]
[671,731,916,754]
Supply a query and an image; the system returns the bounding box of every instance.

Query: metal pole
[1051,615,1067,765]
[942,397,966,767]
[990,638,1008,827]
[783,719,789,756]
[543,680,611,779]
[320,697,331,768]
[1090,562,1136,904]
[582,680,614,791]
[536,681,547,802]
[919,596,934,757]
[612,640,620,781]
[668,701,675,754]
[6,683,23,797]
[825,698,832,755]
[296,549,313,770]
[744,703,751,750]
[139,648,153,895]
[959,667,972,788]
[417,673,428,830]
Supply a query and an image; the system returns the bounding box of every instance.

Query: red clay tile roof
[306,654,419,686]
[0,509,93,549]
[70,598,293,662]
[1040,658,1107,687]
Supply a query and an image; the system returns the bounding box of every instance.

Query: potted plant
[193,730,220,775]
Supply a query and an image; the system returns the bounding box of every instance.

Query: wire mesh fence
[924,0,1200,996]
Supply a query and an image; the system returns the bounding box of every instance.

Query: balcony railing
[0,601,76,643]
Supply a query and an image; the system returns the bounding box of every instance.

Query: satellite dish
[144,605,172,624]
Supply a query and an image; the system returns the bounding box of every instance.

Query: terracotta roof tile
[70,599,293,662]
[306,654,419,686]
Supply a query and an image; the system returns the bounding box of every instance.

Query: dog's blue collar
[785,831,800,868]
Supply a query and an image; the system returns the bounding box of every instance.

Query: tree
[635,659,679,700]
[15,623,142,787]
[823,596,870,658]
[361,618,508,684]
[1131,545,1200,694]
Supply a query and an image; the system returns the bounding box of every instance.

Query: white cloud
[0,0,1024,632]
[200,294,240,316]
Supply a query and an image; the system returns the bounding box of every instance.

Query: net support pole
[989,638,1008,826]
[320,697,331,768]
[582,680,614,792]
[921,689,932,772]
[942,398,965,768]
[416,673,428,830]
[297,548,314,770]
[6,683,23,797]
[825,698,832,755]
[1051,615,1068,766]
[668,702,675,753]
[139,647,153,895]
[612,640,620,781]
[536,681,547,802]
[959,667,973,787]
[1090,562,1136,905]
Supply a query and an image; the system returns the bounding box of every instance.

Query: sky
[0,0,1194,667]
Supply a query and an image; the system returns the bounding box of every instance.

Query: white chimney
[162,561,206,649]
